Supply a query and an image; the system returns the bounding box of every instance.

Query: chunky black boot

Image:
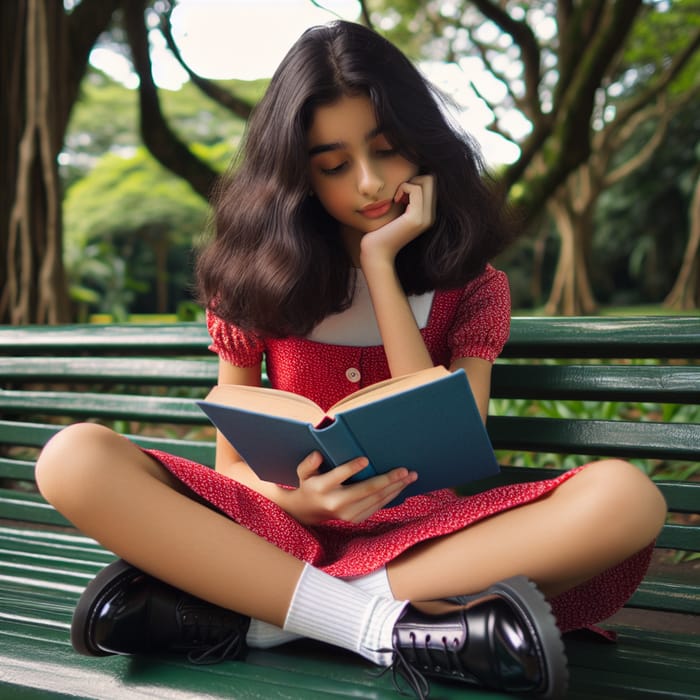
[391,576,568,699]
[71,559,251,664]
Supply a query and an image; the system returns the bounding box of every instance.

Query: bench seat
[1,317,698,699]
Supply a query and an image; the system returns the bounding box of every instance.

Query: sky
[89,0,521,165]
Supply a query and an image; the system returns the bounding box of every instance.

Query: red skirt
[145,449,653,635]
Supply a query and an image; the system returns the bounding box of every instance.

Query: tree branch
[122,0,218,200]
[64,0,121,132]
[158,4,253,121]
[614,27,700,127]
[467,0,542,121]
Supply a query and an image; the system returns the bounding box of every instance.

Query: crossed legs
[36,422,667,615]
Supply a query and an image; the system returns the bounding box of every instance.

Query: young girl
[36,20,666,700]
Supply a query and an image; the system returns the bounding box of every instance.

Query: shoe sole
[455,576,569,700]
[71,558,144,657]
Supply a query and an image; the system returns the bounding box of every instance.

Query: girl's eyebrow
[308,126,383,157]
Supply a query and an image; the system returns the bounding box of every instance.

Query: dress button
[345,367,361,383]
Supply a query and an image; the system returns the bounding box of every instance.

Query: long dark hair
[197,20,514,337]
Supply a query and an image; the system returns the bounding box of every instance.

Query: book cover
[197,367,500,505]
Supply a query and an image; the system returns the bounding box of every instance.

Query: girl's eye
[321,162,347,175]
[375,147,397,158]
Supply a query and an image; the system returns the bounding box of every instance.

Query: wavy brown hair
[197,20,514,337]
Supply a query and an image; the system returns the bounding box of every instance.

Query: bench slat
[0,357,218,385]
[0,420,215,464]
[492,364,700,403]
[489,415,700,460]
[0,323,212,356]
[0,390,208,423]
[503,317,700,358]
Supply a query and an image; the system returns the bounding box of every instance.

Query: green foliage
[63,147,212,319]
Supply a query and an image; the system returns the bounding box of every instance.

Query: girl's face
[307,94,419,244]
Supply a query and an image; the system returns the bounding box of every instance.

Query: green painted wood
[0,458,36,481]
[655,481,700,513]
[0,390,208,423]
[655,523,700,551]
[0,323,212,356]
[0,490,71,527]
[488,415,700,460]
[627,577,700,614]
[491,364,700,403]
[0,357,218,385]
[503,316,700,358]
[1,318,699,699]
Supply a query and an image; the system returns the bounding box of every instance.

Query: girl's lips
[359,200,393,219]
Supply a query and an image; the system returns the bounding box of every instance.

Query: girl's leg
[387,459,667,602]
[36,423,302,625]
[36,423,569,698]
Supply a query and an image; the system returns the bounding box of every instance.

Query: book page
[204,384,325,424]
[328,365,450,416]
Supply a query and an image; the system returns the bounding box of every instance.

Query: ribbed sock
[245,566,395,650]
[282,563,406,665]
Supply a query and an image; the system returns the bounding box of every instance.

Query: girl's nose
[357,161,383,196]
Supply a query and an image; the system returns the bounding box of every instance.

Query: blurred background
[2,0,699,325]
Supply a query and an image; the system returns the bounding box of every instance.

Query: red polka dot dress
[145,265,652,635]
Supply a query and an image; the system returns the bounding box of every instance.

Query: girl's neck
[341,226,364,267]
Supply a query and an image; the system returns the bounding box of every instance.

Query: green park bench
[0,317,698,699]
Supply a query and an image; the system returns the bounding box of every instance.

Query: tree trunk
[0,0,118,324]
[1,0,68,323]
[664,174,700,310]
[545,193,598,315]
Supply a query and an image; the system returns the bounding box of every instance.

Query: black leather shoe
[71,559,251,664]
[391,576,568,699]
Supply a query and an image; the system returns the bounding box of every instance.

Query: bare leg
[36,423,303,627]
[387,459,667,601]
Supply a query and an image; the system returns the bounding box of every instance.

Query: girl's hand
[360,174,436,266]
[280,451,417,525]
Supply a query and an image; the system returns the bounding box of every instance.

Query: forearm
[361,255,434,377]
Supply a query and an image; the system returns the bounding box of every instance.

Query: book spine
[310,417,376,482]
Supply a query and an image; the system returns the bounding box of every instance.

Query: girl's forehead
[307,95,380,144]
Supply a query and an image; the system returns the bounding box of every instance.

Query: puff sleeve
[448,266,511,364]
[206,308,265,367]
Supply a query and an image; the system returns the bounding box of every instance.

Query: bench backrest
[1,317,698,617]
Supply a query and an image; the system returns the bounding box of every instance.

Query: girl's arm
[360,175,436,377]
[360,175,492,421]
[213,358,416,524]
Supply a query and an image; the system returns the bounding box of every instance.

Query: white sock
[342,566,394,598]
[283,563,407,666]
[245,566,395,650]
[246,619,301,649]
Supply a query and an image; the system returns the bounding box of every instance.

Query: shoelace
[378,629,471,699]
[374,632,432,700]
[178,604,248,665]
[187,628,247,665]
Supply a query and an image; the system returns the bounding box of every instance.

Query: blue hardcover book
[197,366,500,505]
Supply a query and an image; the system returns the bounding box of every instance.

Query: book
[197,365,500,505]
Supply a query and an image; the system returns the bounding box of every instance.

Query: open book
[198,366,499,505]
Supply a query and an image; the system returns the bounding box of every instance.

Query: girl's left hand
[360,174,436,265]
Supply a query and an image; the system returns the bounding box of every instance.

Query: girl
[35,20,666,700]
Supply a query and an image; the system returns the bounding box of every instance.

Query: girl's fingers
[296,451,325,481]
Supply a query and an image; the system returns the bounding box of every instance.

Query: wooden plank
[0,323,212,356]
[0,391,208,423]
[492,364,700,403]
[503,317,700,358]
[488,415,700,460]
[0,357,218,385]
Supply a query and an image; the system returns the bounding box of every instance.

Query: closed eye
[321,162,348,175]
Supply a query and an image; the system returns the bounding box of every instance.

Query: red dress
[146,266,652,634]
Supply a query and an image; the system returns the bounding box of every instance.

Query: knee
[35,423,120,507]
[577,459,667,541]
